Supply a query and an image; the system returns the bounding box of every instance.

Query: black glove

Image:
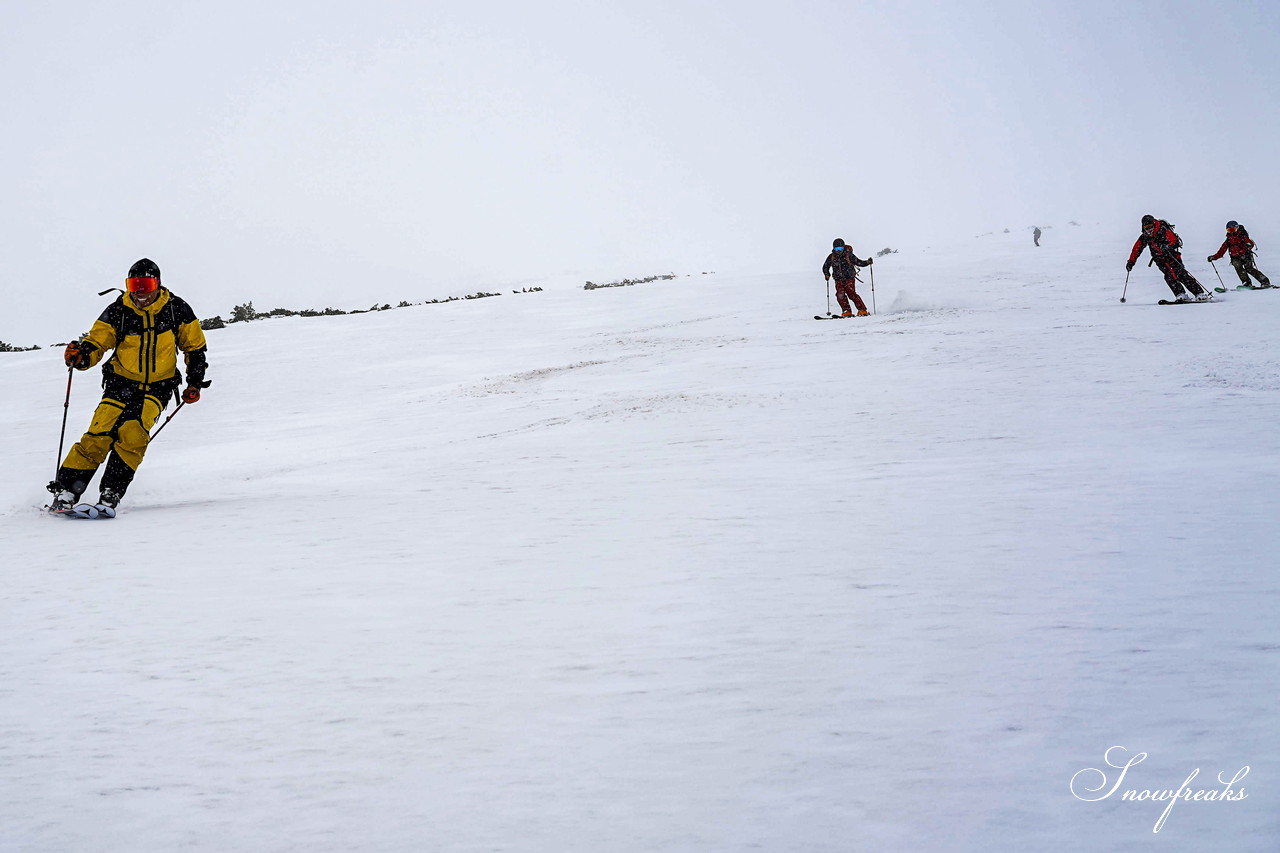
[1207,256,1215,263]
[1125,261,1135,272]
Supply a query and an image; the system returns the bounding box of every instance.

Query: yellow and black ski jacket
[78,289,208,391]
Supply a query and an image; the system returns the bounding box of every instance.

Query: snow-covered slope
[2,225,1277,851]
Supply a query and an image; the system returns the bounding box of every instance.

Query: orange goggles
[125,276,159,294]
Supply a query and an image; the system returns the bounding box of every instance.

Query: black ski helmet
[833,238,846,248]
[1227,220,1239,229]
[128,258,161,281]
[1141,215,1156,227]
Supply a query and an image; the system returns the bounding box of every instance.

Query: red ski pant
[834,279,867,314]
[1154,255,1205,296]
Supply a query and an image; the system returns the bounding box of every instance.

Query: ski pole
[825,277,832,317]
[151,377,211,441]
[149,402,184,442]
[1209,259,1227,293]
[55,366,74,473]
[870,264,877,315]
[1120,270,1131,303]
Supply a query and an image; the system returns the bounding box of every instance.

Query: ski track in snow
[1,227,1278,852]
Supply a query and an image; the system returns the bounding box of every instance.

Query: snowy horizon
[6,215,1265,347]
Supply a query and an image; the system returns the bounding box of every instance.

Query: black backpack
[1157,220,1183,251]
[1236,224,1259,254]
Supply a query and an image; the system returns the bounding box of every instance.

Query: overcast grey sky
[4,0,1278,340]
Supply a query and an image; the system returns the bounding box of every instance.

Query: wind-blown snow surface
[2,226,1277,851]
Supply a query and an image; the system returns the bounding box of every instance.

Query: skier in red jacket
[1208,221,1271,289]
[1126,215,1210,302]
[822,238,873,317]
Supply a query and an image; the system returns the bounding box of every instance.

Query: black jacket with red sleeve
[1128,221,1182,266]
[1209,231,1256,261]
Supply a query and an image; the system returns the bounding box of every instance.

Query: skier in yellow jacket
[47,258,209,511]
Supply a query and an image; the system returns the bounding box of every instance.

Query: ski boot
[45,481,81,512]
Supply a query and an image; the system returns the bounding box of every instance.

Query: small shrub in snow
[229,302,259,323]
[204,284,546,329]
[584,273,676,291]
